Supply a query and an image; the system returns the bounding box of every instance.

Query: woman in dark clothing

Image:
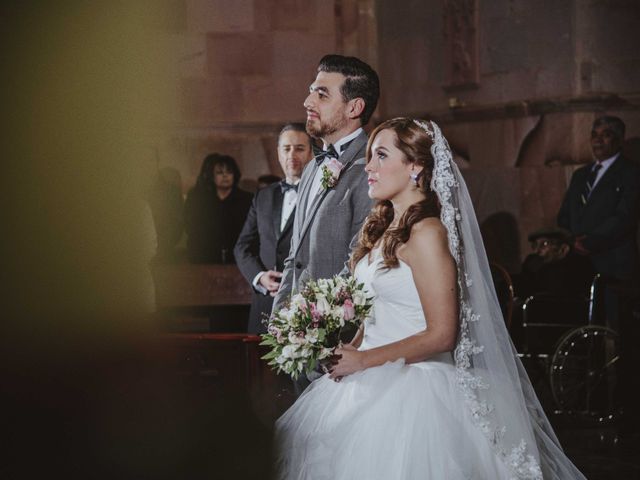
[184,153,253,264]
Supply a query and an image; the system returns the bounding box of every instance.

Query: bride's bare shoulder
[397,217,450,264]
[409,217,446,237]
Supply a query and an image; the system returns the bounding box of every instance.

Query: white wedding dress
[275,247,514,479]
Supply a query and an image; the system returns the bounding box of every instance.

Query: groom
[273,54,379,388]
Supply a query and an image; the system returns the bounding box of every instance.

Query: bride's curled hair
[351,117,441,270]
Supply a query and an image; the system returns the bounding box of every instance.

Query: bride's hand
[329,344,365,381]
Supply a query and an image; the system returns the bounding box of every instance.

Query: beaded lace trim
[414,119,543,480]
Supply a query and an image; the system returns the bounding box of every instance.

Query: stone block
[474,70,539,106]
[240,75,308,123]
[460,166,520,224]
[186,0,254,33]
[260,135,282,175]
[180,76,244,123]
[269,0,316,31]
[481,0,572,75]
[206,33,274,75]
[534,65,575,99]
[580,0,639,62]
[171,33,208,78]
[255,0,333,34]
[180,77,210,122]
[467,118,536,167]
[272,31,336,77]
[519,166,567,220]
[517,113,594,167]
[240,136,271,181]
[596,59,640,95]
[378,30,432,117]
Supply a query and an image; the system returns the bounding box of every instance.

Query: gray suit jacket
[273,130,373,311]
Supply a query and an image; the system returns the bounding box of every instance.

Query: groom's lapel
[296,161,320,234]
[294,131,367,256]
[334,130,368,174]
[295,188,330,256]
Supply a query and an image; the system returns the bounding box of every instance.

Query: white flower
[306,328,319,344]
[300,344,313,359]
[353,290,367,306]
[277,306,292,321]
[282,344,300,359]
[315,294,330,314]
[291,294,306,309]
[288,331,307,345]
[331,306,345,326]
[319,347,333,359]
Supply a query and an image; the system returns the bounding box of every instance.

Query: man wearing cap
[517,227,594,298]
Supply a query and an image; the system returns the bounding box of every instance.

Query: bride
[275,118,586,479]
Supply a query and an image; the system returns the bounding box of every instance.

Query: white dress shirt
[590,152,620,191]
[280,187,297,232]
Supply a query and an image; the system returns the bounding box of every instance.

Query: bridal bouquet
[260,275,373,379]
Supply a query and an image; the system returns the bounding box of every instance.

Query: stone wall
[159,0,341,192]
[376,0,640,270]
[158,0,640,269]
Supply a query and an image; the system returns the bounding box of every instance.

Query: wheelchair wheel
[550,325,620,420]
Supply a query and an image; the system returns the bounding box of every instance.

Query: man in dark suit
[557,116,640,432]
[234,123,313,334]
[558,115,640,282]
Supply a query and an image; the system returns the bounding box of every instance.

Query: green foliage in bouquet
[260,275,373,379]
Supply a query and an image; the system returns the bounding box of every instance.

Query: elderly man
[234,123,313,334]
[518,227,594,298]
[558,115,640,282]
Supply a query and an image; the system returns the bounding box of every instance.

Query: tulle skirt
[275,358,513,480]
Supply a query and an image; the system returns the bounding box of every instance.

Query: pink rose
[342,299,355,321]
[268,324,283,342]
[326,158,343,177]
[321,159,344,189]
[310,302,322,320]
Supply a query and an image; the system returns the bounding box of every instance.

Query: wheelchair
[508,274,621,422]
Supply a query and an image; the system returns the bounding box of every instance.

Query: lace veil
[414,119,586,480]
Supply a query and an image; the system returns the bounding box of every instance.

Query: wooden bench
[153,264,295,419]
[152,263,253,332]
[158,333,295,422]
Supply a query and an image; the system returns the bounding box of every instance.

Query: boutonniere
[321,158,344,190]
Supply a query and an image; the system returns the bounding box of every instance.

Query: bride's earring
[410,171,420,187]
